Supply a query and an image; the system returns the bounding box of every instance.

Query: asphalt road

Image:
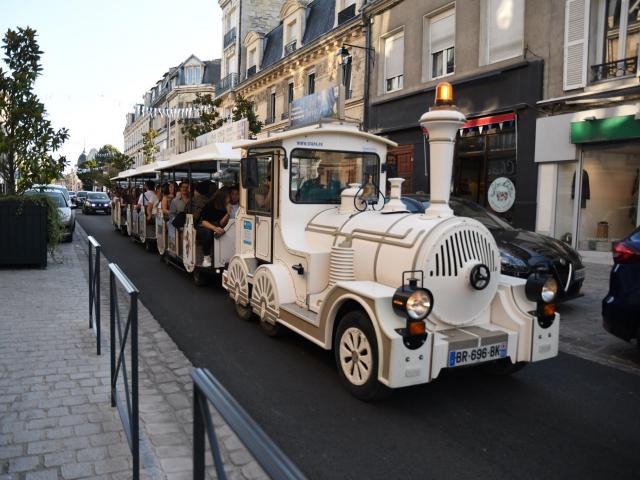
[77,213,640,480]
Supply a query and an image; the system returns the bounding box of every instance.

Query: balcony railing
[284,40,297,56]
[281,111,289,120]
[216,73,239,95]
[223,27,236,49]
[591,56,638,82]
[247,65,257,78]
[337,4,356,25]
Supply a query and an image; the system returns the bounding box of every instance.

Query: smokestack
[383,177,406,212]
[419,83,466,219]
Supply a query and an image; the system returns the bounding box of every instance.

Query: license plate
[448,342,507,368]
[574,268,585,281]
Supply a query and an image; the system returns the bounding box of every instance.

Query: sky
[0,0,222,171]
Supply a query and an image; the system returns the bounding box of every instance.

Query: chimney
[419,83,466,219]
[383,177,406,212]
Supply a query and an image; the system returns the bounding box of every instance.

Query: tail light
[612,241,640,263]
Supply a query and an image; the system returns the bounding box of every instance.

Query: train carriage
[157,142,241,285]
[223,84,561,400]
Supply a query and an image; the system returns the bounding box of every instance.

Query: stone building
[215,0,366,134]
[123,55,221,167]
[365,0,552,230]
[533,0,640,261]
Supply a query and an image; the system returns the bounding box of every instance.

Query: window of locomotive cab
[245,154,273,215]
[290,149,380,204]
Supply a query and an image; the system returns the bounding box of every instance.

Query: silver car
[25,189,75,242]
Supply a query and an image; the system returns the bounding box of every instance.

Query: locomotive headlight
[525,272,558,304]
[406,290,432,320]
[392,280,433,321]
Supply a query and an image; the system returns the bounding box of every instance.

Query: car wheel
[482,358,527,375]
[334,310,390,401]
[235,302,255,321]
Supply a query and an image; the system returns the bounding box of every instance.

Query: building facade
[123,55,221,167]
[534,0,640,259]
[365,0,551,230]
[215,0,366,134]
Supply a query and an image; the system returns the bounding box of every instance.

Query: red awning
[462,112,515,129]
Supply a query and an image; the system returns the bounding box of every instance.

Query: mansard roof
[260,0,337,70]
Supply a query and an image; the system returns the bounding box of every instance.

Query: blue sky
[0,0,222,169]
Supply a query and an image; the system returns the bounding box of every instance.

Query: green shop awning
[571,115,640,144]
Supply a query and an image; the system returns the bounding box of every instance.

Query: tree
[142,129,158,165]
[0,27,69,194]
[179,93,224,141]
[77,144,132,190]
[232,94,262,136]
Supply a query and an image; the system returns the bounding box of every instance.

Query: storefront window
[554,162,576,244]
[576,142,640,251]
[453,123,517,222]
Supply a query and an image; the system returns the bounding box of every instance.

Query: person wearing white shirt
[137,180,159,223]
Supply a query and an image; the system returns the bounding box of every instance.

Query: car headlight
[525,272,558,304]
[91,203,96,207]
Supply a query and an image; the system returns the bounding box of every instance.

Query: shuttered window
[429,8,455,78]
[384,30,404,93]
[563,0,590,90]
[485,0,524,64]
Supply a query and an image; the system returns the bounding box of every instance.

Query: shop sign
[289,86,345,128]
[487,177,516,213]
[571,115,640,144]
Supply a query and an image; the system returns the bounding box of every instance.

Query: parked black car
[399,194,585,301]
[602,226,640,350]
[82,192,111,215]
[75,191,88,207]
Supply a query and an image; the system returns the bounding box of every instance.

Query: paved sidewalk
[557,261,640,376]
[0,227,267,480]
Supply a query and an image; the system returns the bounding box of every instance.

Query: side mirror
[241,157,259,188]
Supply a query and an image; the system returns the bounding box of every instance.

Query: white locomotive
[223,84,560,400]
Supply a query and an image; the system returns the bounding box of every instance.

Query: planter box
[0,201,48,268]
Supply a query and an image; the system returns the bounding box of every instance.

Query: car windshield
[88,193,109,200]
[450,199,514,230]
[25,190,67,208]
[77,192,87,197]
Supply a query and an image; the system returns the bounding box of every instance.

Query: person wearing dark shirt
[197,189,231,267]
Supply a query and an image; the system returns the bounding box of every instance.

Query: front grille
[430,229,497,278]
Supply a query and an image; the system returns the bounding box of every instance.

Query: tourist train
[111,84,560,400]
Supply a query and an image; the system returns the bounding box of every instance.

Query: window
[268,90,276,122]
[428,8,455,79]
[384,30,404,92]
[341,55,352,98]
[287,81,295,104]
[290,149,380,204]
[481,0,524,65]
[185,66,201,85]
[307,72,316,94]
[598,0,640,77]
[246,155,273,214]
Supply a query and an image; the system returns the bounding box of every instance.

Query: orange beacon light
[434,81,453,106]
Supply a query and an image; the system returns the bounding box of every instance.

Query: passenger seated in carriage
[196,189,231,268]
[169,182,188,223]
[136,180,158,223]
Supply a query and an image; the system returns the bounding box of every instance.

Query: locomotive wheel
[334,311,390,401]
[252,271,282,337]
[235,302,254,321]
[481,358,527,376]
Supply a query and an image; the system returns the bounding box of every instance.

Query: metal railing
[337,3,356,25]
[223,27,236,49]
[88,236,101,356]
[216,73,239,95]
[591,56,638,82]
[192,368,306,480]
[109,263,140,480]
[284,40,297,56]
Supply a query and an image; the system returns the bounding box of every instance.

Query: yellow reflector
[435,82,453,106]
[408,321,426,336]
[543,304,556,317]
